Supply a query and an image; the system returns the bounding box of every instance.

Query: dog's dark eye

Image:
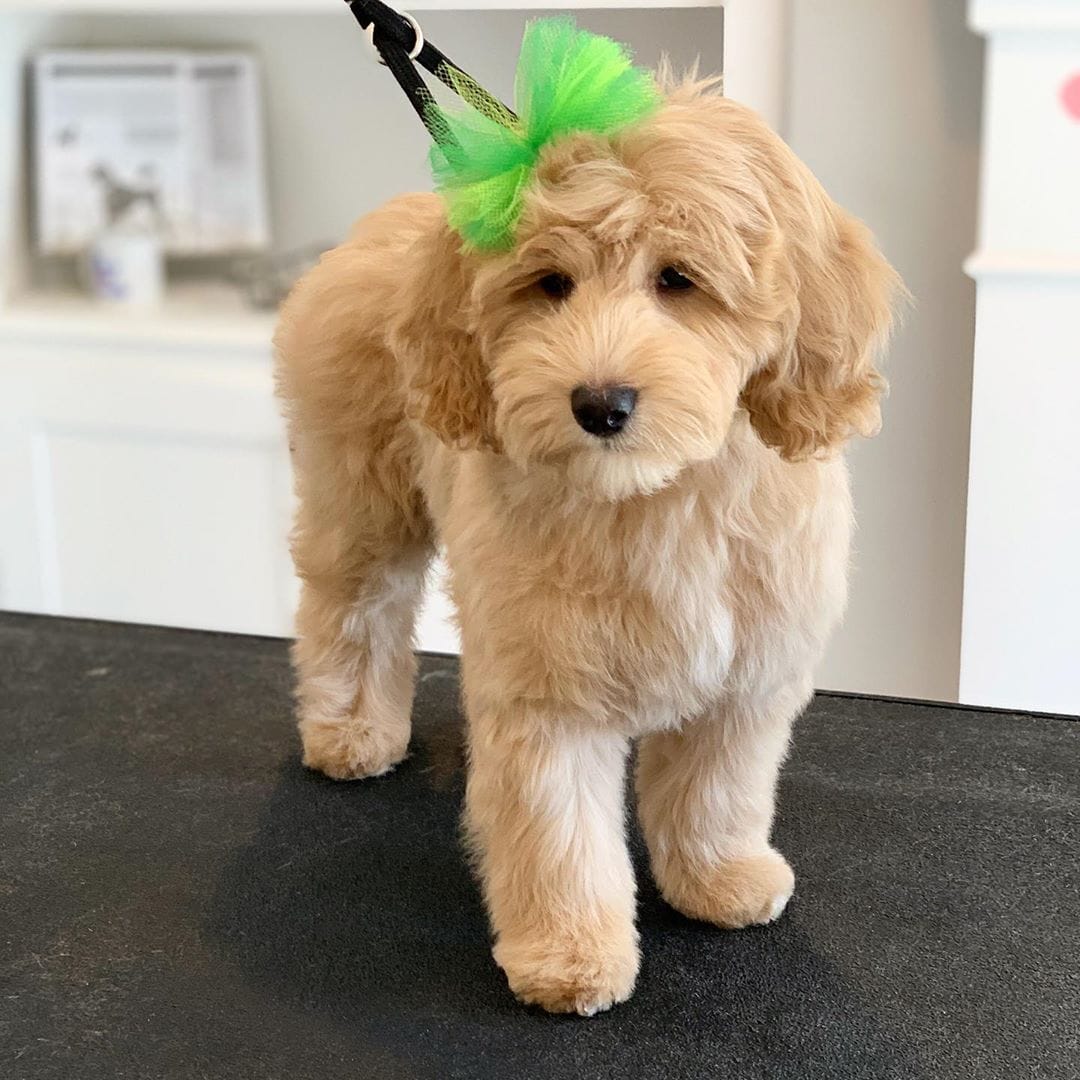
[536,272,574,300]
[657,266,695,291]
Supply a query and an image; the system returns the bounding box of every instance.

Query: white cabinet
[0,294,465,647]
[0,300,297,635]
[961,0,1080,713]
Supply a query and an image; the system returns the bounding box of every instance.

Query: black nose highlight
[570,385,638,438]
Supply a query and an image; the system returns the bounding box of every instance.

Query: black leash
[345,0,517,148]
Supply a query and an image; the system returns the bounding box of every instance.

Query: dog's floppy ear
[389,218,499,451]
[741,167,900,462]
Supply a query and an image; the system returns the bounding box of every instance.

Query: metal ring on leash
[364,10,424,66]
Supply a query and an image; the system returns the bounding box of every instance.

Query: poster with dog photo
[33,50,270,255]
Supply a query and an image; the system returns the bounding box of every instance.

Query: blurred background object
[0,0,1076,714]
[33,49,269,258]
[231,244,330,310]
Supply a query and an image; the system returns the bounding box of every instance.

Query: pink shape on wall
[1062,73,1080,121]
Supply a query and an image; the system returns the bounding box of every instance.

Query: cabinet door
[0,337,297,636]
[0,334,460,649]
[960,277,1080,715]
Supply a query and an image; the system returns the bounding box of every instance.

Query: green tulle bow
[429,17,659,252]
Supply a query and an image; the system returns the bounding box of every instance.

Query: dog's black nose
[570,385,638,438]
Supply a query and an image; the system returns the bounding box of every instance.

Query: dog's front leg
[636,684,810,928]
[465,712,639,1015]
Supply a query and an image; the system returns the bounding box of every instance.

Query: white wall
[42,10,722,256]
[0,13,55,300]
[789,0,984,700]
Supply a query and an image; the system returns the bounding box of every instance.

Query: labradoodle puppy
[274,78,900,1015]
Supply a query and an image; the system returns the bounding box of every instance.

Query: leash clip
[363,9,424,66]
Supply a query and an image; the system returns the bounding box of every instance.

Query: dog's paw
[299,716,409,781]
[661,848,795,929]
[494,928,640,1016]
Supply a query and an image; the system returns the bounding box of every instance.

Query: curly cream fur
[274,81,900,1015]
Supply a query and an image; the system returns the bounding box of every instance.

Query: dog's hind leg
[288,431,434,781]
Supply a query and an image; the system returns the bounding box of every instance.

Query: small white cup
[84,230,165,308]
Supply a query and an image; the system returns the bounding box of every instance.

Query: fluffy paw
[494,927,640,1016]
[299,716,409,781]
[661,848,795,929]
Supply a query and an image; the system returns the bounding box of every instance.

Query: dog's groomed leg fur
[465,713,639,1015]
[288,426,433,781]
[635,684,809,927]
[276,209,439,782]
[292,547,430,781]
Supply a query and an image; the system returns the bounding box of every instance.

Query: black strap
[346,0,517,148]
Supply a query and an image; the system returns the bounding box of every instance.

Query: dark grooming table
[1,613,1076,1080]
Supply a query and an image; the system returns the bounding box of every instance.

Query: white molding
[0,289,276,351]
[970,0,1080,33]
[965,251,1080,279]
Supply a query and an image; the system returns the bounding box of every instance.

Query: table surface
[1,613,1077,1080]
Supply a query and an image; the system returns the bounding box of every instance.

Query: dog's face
[471,137,760,498]
[395,83,900,499]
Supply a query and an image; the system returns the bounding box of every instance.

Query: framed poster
[33,49,271,255]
